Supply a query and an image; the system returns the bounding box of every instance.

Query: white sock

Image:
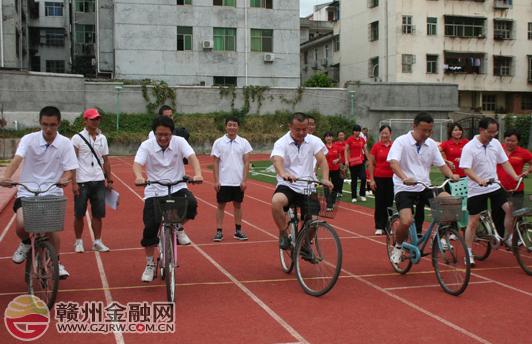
[468,248,472,256]
[76,239,83,244]
[94,239,101,244]
[147,256,154,265]
[395,243,402,249]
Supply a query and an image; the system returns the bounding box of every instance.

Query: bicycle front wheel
[165,229,176,303]
[432,227,470,296]
[279,209,296,274]
[472,220,491,261]
[294,222,342,297]
[386,215,412,274]
[512,221,532,276]
[26,240,59,310]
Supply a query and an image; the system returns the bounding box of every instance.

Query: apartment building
[1,0,30,69]
[340,0,532,114]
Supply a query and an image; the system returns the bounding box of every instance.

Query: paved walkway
[0,163,21,213]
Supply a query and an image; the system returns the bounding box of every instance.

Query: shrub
[304,73,333,88]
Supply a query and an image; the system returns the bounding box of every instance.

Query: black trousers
[492,190,522,237]
[329,169,343,194]
[349,163,366,197]
[374,177,394,230]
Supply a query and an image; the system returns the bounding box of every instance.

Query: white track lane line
[0,213,16,243]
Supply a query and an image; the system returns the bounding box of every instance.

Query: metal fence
[378,118,453,143]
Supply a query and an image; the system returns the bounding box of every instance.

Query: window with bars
[76,0,95,13]
[177,27,193,51]
[177,0,192,4]
[528,23,532,40]
[402,54,415,73]
[213,0,235,5]
[369,21,379,41]
[368,57,379,77]
[522,94,532,111]
[250,0,272,8]
[213,28,236,51]
[402,16,414,34]
[45,2,63,16]
[444,16,484,38]
[494,21,512,40]
[335,35,340,51]
[493,56,512,76]
[427,55,438,73]
[367,0,379,8]
[46,60,65,73]
[251,29,272,52]
[75,25,95,43]
[427,18,437,36]
[482,95,496,112]
[213,77,237,86]
[45,29,64,46]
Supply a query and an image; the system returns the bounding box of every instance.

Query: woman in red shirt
[334,130,347,196]
[345,125,369,202]
[438,122,469,178]
[324,131,342,194]
[368,125,393,235]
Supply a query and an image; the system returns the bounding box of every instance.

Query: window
[427,17,437,36]
[494,21,512,39]
[46,60,65,73]
[328,11,334,21]
[445,16,484,38]
[75,25,95,43]
[303,51,308,65]
[213,28,236,51]
[482,95,496,112]
[369,21,379,41]
[314,49,318,61]
[493,56,511,76]
[177,0,192,4]
[529,23,532,40]
[76,0,95,13]
[369,56,378,77]
[335,35,340,51]
[177,27,192,51]
[30,56,41,72]
[45,2,63,16]
[402,16,414,34]
[213,0,234,5]
[251,29,272,52]
[427,55,438,73]
[325,45,329,59]
[522,94,532,110]
[250,0,272,9]
[402,54,414,73]
[529,56,532,81]
[368,0,379,8]
[45,29,64,46]
[213,77,237,86]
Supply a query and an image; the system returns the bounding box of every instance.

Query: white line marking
[383,280,493,291]
[0,213,16,243]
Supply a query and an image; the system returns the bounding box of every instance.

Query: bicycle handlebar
[1,181,72,195]
[285,177,331,188]
[403,178,459,190]
[135,175,202,187]
[486,176,526,193]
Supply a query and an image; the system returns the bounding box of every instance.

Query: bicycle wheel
[386,215,412,274]
[25,240,59,310]
[158,237,165,281]
[165,228,176,303]
[279,209,296,274]
[294,222,342,296]
[471,220,491,261]
[512,222,532,276]
[432,227,471,296]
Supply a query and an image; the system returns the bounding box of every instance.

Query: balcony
[494,0,512,9]
[74,43,95,56]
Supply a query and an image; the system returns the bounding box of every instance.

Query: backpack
[173,127,190,164]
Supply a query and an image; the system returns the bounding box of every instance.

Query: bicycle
[279,178,343,296]
[136,176,201,303]
[3,181,69,310]
[386,179,471,296]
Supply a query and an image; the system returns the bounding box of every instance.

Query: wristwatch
[107,180,114,184]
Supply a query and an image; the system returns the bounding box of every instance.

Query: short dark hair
[504,128,521,142]
[158,105,173,116]
[152,115,175,133]
[479,117,498,130]
[379,125,392,133]
[39,106,61,122]
[414,112,433,126]
[307,114,316,122]
[362,127,368,131]
[337,130,345,136]
[225,115,240,126]
[447,122,464,138]
[290,112,308,125]
[323,131,334,139]
[352,124,361,132]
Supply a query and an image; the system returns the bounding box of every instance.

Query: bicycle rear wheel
[279,209,296,274]
[26,240,59,310]
[165,228,176,303]
[386,215,412,274]
[294,222,342,297]
[432,227,470,296]
[512,221,532,276]
[471,220,491,261]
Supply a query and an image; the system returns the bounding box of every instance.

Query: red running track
[0,155,531,343]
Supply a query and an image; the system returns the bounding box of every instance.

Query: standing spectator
[439,122,469,178]
[492,129,532,237]
[71,109,114,253]
[334,130,347,197]
[323,131,341,209]
[212,116,253,242]
[148,105,174,140]
[1,106,78,278]
[345,125,369,202]
[368,125,394,235]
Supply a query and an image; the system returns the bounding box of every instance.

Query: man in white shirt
[271,113,333,250]
[2,106,79,278]
[133,116,203,283]
[387,112,459,265]
[71,109,114,253]
[211,116,253,242]
[459,117,520,266]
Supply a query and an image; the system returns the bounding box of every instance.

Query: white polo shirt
[387,131,445,194]
[15,131,79,198]
[71,128,109,183]
[270,131,326,194]
[459,135,508,198]
[211,134,253,186]
[134,136,195,199]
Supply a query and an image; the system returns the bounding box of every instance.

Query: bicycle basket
[428,197,463,223]
[304,187,340,219]
[508,194,532,217]
[21,196,67,233]
[153,197,188,224]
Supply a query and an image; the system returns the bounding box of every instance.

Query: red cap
[82,108,102,124]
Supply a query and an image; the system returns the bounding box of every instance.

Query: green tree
[304,73,333,88]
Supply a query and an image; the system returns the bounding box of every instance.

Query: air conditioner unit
[202,40,214,49]
[311,61,318,69]
[264,53,275,62]
[321,58,328,66]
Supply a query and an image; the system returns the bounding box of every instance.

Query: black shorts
[74,181,106,219]
[217,186,244,203]
[395,189,434,213]
[13,197,22,213]
[467,188,508,216]
[273,185,319,217]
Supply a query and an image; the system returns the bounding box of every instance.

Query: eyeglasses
[484,130,498,136]
[308,122,316,127]
[155,133,172,138]
[41,123,59,129]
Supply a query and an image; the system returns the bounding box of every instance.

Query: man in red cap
[71,108,114,253]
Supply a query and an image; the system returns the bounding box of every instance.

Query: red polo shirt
[325,144,340,171]
[497,144,532,191]
[439,138,469,177]
[370,141,394,178]
[334,141,347,163]
[346,136,365,160]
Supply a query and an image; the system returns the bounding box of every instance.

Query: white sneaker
[13,242,31,264]
[390,247,403,264]
[504,238,512,250]
[92,241,110,252]
[351,198,357,203]
[59,264,70,279]
[360,197,367,202]
[467,256,475,267]
[74,241,84,253]
[177,230,191,245]
[375,229,384,235]
[449,234,457,241]
[141,264,156,282]
[440,238,450,251]
[366,190,373,196]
